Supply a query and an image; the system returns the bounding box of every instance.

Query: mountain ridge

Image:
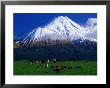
[19,16,97,43]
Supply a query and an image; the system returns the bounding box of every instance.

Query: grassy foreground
[14,60,97,75]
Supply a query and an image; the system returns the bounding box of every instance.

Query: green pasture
[14,60,97,75]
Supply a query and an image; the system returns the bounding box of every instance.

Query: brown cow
[54,64,62,73]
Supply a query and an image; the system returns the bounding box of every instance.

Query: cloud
[86,18,97,26]
[84,18,97,41]
[85,18,97,30]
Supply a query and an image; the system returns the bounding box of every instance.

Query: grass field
[14,60,97,75]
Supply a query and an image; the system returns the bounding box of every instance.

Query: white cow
[47,60,50,63]
[45,63,49,68]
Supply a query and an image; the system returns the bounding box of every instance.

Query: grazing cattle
[39,61,42,68]
[29,59,35,64]
[54,64,61,73]
[41,60,45,64]
[53,59,56,63]
[47,60,50,63]
[45,63,49,68]
[75,66,82,69]
[54,68,61,73]
[39,61,42,64]
[36,61,39,64]
[37,61,43,68]
[63,65,68,69]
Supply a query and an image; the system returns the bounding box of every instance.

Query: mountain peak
[54,16,70,23]
[22,16,96,42]
[55,16,68,20]
[56,16,65,18]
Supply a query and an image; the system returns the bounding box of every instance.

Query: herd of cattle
[29,59,82,73]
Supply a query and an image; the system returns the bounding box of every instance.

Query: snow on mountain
[22,16,97,42]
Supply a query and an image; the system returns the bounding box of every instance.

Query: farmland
[14,60,97,75]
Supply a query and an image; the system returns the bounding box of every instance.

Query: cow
[47,60,50,63]
[45,63,49,68]
[29,59,35,64]
[62,65,68,69]
[40,60,45,64]
[54,64,62,73]
[53,59,56,63]
[35,60,39,64]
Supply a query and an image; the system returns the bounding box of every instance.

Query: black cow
[29,59,35,64]
[63,66,68,69]
[40,60,46,64]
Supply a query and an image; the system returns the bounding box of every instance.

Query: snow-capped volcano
[22,16,97,42]
[14,16,97,60]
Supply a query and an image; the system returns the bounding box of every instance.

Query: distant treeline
[14,40,97,61]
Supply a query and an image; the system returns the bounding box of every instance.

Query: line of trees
[14,39,72,48]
